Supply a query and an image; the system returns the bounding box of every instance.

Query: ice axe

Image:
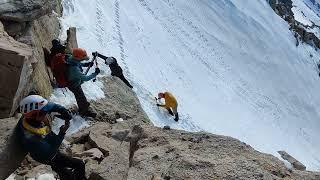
[155,97,160,107]
[85,52,98,82]
[93,56,99,82]
[84,55,97,75]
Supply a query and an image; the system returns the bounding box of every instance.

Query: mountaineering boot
[174,113,179,122]
[79,107,97,118]
[166,108,174,116]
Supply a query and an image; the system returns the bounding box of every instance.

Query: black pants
[50,152,86,180]
[68,84,90,113]
[115,74,133,88]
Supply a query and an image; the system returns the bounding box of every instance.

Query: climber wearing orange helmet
[156,92,179,121]
[65,48,100,118]
[16,95,86,180]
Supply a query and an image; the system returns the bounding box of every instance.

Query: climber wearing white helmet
[17,95,87,180]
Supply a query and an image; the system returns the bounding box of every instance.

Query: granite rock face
[0,0,62,118]
[0,0,60,22]
[0,21,33,118]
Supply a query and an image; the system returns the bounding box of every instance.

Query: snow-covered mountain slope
[292,0,320,38]
[58,0,320,170]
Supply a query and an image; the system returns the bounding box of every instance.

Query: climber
[51,39,66,56]
[17,95,86,180]
[66,48,100,118]
[92,52,133,88]
[156,92,179,121]
[43,39,68,87]
[44,39,67,66]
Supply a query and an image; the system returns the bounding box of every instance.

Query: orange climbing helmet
[72,48,89,61]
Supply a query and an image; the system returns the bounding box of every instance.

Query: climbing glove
[95,68,101,74]
[92,51,98,57]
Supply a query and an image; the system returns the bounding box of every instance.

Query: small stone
[152,155,159,159]
[163,126,171,130]
[116,118,124,122]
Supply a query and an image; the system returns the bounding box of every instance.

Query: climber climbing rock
[47,41,100,118]
[65,48,100,118]
[16,95,87,180]
[156,92,179,121]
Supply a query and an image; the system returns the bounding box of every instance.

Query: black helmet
[52,39,61,47]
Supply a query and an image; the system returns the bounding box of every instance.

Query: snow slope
[58,0,320,170]
[292,0,320,38]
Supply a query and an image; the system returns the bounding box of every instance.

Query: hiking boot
[166,108,174,116]
[174,113,179,122]
[79,108,97,118]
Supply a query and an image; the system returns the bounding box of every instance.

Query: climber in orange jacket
[156,92,179,121]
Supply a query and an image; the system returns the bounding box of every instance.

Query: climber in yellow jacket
[156,92,179,121]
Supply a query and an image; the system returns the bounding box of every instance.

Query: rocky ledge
[5,77,319,180]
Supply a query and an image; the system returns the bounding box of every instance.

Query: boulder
[86,123,129,179]
[0,21,34,118]
[75,148,104,161]
[92,76,150,126]
[127,126,320,180]
[278,151,306,171]
[71,144,85,155]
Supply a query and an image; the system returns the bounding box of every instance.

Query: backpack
[50,53,69,88]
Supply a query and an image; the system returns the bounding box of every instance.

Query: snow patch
[59,0,320,170]
[51,115,91,136]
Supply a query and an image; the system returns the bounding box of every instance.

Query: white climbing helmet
[19,95,48,116]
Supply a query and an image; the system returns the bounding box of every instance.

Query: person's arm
[81,61,93,67]
[80,70,99,82]
[95,52,108,60]
[44,132,65,150]
[156,98,166,107]
[46,119,69,144]
[70,66,99,82]
[42,103,72,121]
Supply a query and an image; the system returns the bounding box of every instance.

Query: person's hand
[88,61,94,67]
[59,120,70,134]
[95,68,101,74]
[92,51,98,57]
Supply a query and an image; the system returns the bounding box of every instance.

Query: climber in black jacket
[92,52,133,88]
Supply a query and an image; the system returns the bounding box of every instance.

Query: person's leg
[50,152,86,180]
[50,154,71,180]
[67,85,90,114]
[117,74,133,88]
[166,108,174,116]
[172,105,179,121]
